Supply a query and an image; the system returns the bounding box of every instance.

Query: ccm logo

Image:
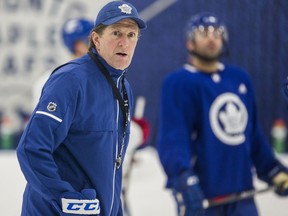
[62,198,100,215]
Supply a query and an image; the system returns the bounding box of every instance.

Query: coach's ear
[91,32,100,52]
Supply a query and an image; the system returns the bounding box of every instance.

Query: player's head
[61,18,94,54]
[185,12,228,61]
[185,12,228,42]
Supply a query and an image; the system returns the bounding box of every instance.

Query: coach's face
[92,19,140,70]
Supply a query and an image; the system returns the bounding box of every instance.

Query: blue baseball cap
[95,1,146,29]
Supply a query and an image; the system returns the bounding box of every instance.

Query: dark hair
[88,24,108,49]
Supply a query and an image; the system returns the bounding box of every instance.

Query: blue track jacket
[17,50,133,216]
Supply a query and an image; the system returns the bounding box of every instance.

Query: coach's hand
[53,189,100,215]
[173,170,205,216]
[273,171,288,196]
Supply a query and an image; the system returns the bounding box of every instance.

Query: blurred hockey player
[32,17,94,108]
[158,12,288,216]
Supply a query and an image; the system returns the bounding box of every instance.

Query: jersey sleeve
[246,76,280,181]
[157,72,199,185]
[16,65,81,203]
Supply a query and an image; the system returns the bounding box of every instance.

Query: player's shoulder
[222,63,252,81]
[224,63,249,76]
[164,64,199,81]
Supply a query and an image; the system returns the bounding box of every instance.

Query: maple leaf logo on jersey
[209,93,248,145]
[118,4,132,14]
[219,102,244,134]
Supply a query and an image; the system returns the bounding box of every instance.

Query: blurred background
[1,0,288,215]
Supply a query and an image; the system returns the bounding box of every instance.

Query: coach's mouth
[116,52,127,57]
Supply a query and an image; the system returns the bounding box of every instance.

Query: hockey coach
[17,1,146,215]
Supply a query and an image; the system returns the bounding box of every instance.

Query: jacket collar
[90,48,126,78]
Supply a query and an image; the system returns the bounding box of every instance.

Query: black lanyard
[88,50,129,169]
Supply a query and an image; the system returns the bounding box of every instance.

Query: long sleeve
[249,90,279,181]
[157,71,199,186]
[17,67,80,203]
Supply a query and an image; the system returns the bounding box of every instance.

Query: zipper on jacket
[109,72,125,216]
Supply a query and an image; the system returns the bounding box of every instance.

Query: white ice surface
[0,149,288,216]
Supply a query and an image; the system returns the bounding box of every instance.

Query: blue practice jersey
[158,63,279,198]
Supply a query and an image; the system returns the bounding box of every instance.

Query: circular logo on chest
[209,93,248,145]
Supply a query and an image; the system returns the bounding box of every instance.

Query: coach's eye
[128,32,136,38]
[113,31,122,37]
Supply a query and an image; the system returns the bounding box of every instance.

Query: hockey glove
[173,170,205,216]
[269,163,288,196]
[272,171,288,196]
[53,189,100,215]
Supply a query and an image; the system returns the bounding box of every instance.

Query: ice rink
[1,148,288,216]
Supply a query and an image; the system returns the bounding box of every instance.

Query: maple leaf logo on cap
[118,4,132,14]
